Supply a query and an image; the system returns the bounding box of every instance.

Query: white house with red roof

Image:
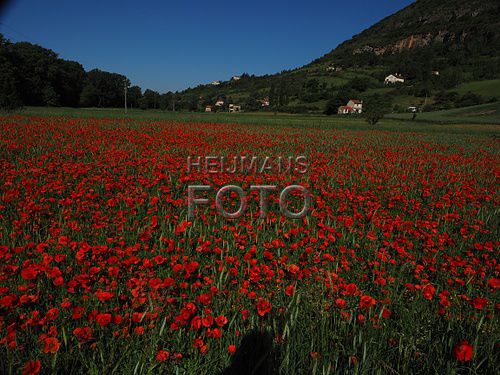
[384,73,405,84]
[347,99,363,113]
[338,105,353,114]
[338,99,363,115]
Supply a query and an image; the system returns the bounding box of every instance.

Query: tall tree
[81,69,128,107]
[0,35,21,110]
[127,86,142,108]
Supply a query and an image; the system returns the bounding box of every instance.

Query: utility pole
[124,79,128,114]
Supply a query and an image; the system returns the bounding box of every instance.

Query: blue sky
[0,0,414,92]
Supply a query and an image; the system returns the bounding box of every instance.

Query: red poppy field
[0,115,499,374]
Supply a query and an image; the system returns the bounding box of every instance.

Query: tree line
[0,35,181,111]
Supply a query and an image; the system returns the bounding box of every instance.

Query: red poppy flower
[472,297,488,310]
[96,313,112,327]
[22,360,41,375]
[73,327,93,343]
[95,291,114,302]
[335,298,346,309]
[215,315,228,327]
[21,267,38,281]
[453,340,473,362]
[422,285,436,300]
[256,298,272,317]
[285,284,295,296]
[156,349,170,362]
[228,345,236,354]
[359,295,376,310]
[58,236,69,246]
[43,337,60,354]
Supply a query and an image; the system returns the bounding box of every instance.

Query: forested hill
[321,0,500,60]
[1,0,499,113]
[176,0,500,113]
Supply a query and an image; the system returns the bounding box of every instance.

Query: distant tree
[82,69,127,107]
[362,93,392,113]
[42,86,59,106]
[365,112,384,126]
[140,89,160,109]
[277,80,290,106]
[187,94,198,111]
[10,41,59,105]
[346,77,369,93]
[434,91,459,110]
[79,82,99,107]
[324,98,340,115]
[268,85,277,107]
[244,92,260,111]
[0,61,21,110]
[0,36,22,110]
[159,92,173,110]
[127,86,142,108]
[439,69,463,89]
[50,60,85,107]
[455,92,483,108]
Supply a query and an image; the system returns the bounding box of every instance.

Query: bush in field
[364,111,384,126]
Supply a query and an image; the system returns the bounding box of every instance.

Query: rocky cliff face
[353,30,471,55]
[326,0,500,58]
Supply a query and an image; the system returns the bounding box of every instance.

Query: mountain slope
[177,0,500,114]
[320,0,500,60]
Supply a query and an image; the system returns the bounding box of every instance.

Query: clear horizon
[0,0,415,93]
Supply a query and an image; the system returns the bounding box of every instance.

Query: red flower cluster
[0,116,497,371]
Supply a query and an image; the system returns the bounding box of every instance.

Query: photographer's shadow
[219,330,278,375]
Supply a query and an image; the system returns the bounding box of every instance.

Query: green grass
[451,79,500,98]
[386,102,500,125]
[9,106,500,136]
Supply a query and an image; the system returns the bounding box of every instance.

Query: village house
[215,99,224,107]
[211,80,221,86]
[205,105,213,112]
[346,99,363,113]
[231,76,241,81]
[259,97,270,107]
[338,99,363,115]
[338,106,354,115]
[327,65,343,72]
[432,70,440,76]
[229,104,241,113]
[384,74,405,84]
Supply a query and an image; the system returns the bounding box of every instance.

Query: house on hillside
[338,99,363,115]
[432,71,440,76]
[384,74,405,84]
[327,65,343,72]
[215,99,225,107]
[229,104,241,113]
[231,76,241,81]
[338,106,354,115]
[211,80,221,86]
[205,105,213,112]
[347,99,363,113]
[259,97,270,107]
